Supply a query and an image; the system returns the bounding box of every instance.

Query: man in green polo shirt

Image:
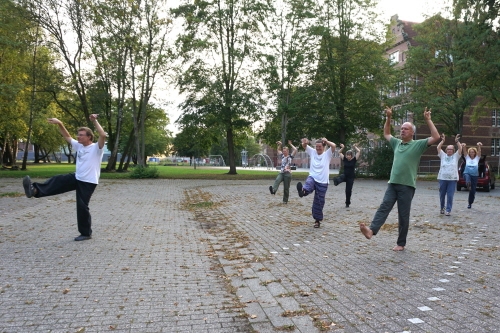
[360,106,440,251]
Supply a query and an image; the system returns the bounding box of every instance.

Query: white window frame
[389,51,400,64]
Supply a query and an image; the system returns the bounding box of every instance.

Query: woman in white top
[462,142,482,209]
[436,134,462,216]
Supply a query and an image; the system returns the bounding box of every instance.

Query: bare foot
[392,245,405,251]
[359,223,373,239]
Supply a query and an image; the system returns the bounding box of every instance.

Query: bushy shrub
[364,142,394,179]
[129,165,159,179]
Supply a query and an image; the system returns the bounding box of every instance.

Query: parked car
[457,155,496,192]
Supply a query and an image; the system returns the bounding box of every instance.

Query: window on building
[493,110,499,127]
[389,51,400,64]
[492,138,500,156]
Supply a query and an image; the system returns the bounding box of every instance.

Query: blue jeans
[370,183,415,247]
[439,180,457,213]
[463,174,478,205]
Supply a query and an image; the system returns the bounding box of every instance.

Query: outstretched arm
[90,114,107,149]
[423,107,440,145]
[47,118,72,144]
[477,142,482,157]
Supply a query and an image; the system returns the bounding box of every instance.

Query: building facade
[386,15,500,173]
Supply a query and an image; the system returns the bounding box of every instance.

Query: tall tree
[258,0,316,144]
[127,0,173,167]
[405,15,481,135]
[304,0,393,144]
[172,0,270,174]
[0,0,31,166]
[452,0,500,109]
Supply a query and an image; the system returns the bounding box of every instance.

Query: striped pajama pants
[302,176,329,221]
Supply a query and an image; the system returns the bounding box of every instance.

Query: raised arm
[477,142,482,157]
[288,140,298,156]
[383,106,393,142]
[353,144,361,159]
[462,143,467,156]
[322,138,336,152]
[90,114,107,149]
[338,143,345,159]
[47,118,72,144]
[455,134,461,151]
[423,107,440,145]
[437,133,445,154]
[301,138,309,150]
[276,141,283,155]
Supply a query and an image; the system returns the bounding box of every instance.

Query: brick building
[385,15,500,173]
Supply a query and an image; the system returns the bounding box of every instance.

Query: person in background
[333,143,361,208]
[22,114,106,241]
[462,141,482,209]
[360,106,440,251]
[269,140,298,204]
[296,138,336,228]
[436,133,462,216]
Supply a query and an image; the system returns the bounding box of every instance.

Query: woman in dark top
[333,144,361,208]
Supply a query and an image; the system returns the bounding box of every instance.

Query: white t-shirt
[71,139,104,184]
[464,154,480,176]
[306,145,333,184]
[437,149,460,180]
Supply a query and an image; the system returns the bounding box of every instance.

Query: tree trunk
[227,127,237,174]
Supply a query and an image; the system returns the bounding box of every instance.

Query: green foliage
[129,165,159,179]
[172,0,270,174]
[364,142,394,179]
[262,0,395,145]
[405,14,482,135]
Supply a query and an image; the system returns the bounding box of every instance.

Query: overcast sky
[376,0,451,22]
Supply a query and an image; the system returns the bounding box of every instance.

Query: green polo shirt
[389,136,429,188]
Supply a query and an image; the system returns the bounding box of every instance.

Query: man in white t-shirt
[22,114,106,241]
[296,138,336,228]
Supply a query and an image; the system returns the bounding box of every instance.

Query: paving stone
[1,178,500,332]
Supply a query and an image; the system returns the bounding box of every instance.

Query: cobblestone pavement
[1,177,499,333]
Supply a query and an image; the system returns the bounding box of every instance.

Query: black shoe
[74,235,92,241]
[23,176,34,198]
[297,182,304,198]
[314,221,320,228]
[346,204,350,208]
[333,177,339,186]
[269,186,275,195]
[467,204,471,209]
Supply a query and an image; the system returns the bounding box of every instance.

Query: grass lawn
[0,163,310,180]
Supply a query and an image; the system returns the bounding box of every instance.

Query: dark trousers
[463,174,478,205]
[336,174,354,206]
[33,173,97,236]
[370,183,415,247]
